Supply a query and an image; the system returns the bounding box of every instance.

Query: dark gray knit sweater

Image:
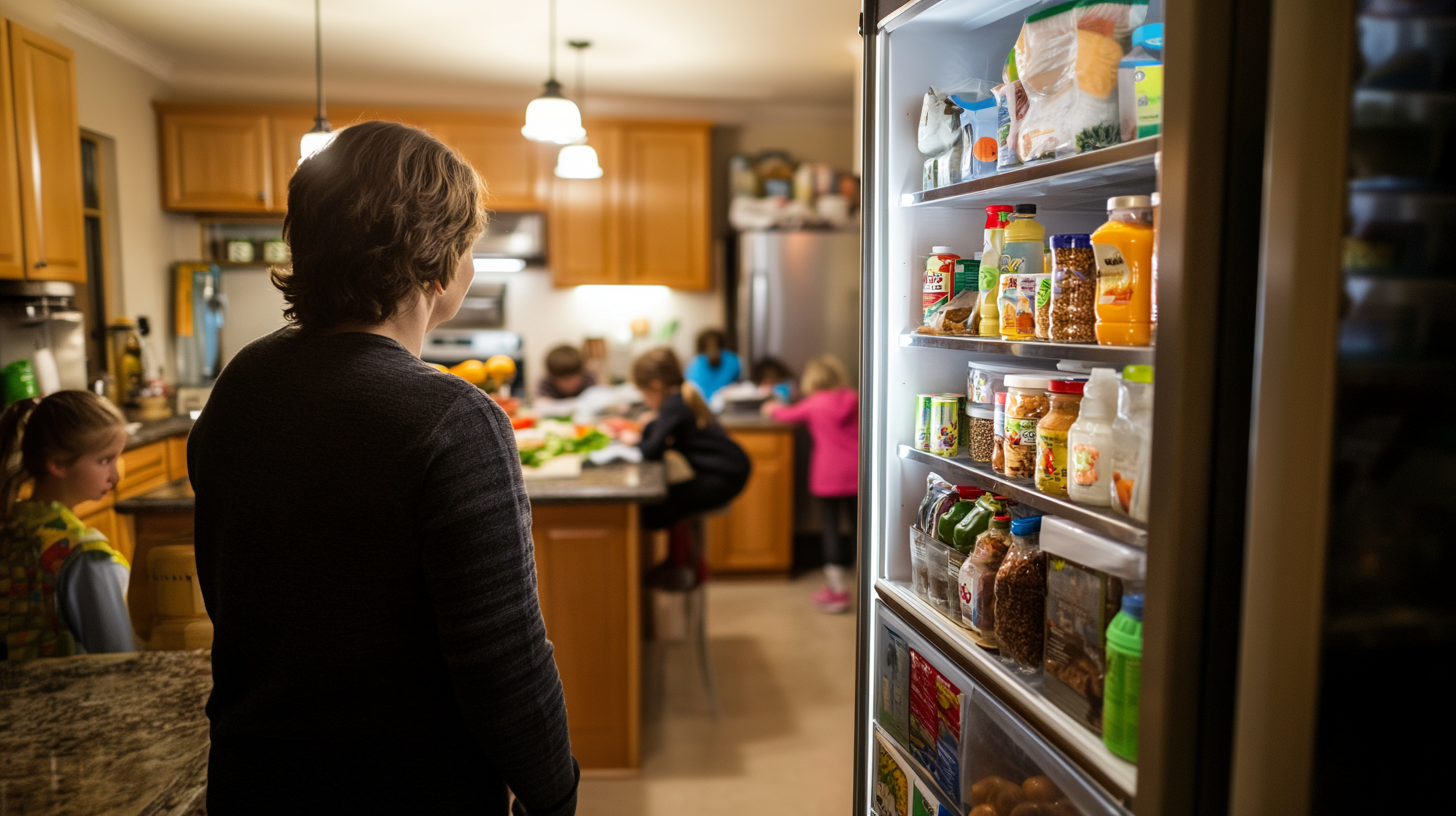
[189,327,576,814]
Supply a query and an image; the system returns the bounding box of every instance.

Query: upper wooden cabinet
[161,113,272,212]
[269,116,315,207]
[621,124,710,289]
[436,119,550,211]
[8,21,85,283]
[551,124,621,287]
[0,24,26,280]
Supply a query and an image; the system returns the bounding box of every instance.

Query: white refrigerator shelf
[901,137,1160,212]
[897,445,1148,547]
[899,331,1156,367]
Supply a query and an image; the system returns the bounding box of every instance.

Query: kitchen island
[115,461,666,773]
[0,650,212,816]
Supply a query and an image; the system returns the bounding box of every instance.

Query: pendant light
[555,41,603,179]
[521,0,585,145]
[299,0,333,162]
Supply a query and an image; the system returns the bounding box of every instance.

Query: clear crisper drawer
[963,687,1129,816]
[876,601,1130,816]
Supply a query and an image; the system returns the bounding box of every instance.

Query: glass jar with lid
[1036,379,1085,497]
[1002,375,1051,481]
[957,514,1012,643]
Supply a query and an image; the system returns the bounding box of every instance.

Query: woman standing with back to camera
[188,121,577,814]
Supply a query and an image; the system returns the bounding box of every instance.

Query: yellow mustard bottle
[1090,195,1155,346]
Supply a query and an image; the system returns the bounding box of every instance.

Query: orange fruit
[426,362,449,373]
[485,355,517,383]
[449,359,487,385]
[973,136,998,162]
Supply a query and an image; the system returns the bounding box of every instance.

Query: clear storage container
[995,516,1047,673]
[1002,375,1051,481]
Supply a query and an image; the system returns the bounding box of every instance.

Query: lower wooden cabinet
[705,427,795,573]
[531,502,640,770]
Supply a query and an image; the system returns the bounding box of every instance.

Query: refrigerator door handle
[752,266,770,361]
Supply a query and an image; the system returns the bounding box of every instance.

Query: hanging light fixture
[555,40,603,179]
[522,0,585,145]
[299,0,333,162]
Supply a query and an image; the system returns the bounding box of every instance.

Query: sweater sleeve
[57,551,135,654]
[417,390,578,815]
[769,395,816,424]
[637,395,693,461]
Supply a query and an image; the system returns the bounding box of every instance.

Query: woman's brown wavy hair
[271,120,489,331]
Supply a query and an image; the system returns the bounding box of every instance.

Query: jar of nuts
[995,516,1047,673]
[1049,233,1097,343]
[968,405,996,463]
[1003,375,1051,481]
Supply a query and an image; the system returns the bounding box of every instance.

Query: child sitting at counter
[762,355,860,614]
[538,344,597,400]
[0,391,135,660]
[628,348,751,531]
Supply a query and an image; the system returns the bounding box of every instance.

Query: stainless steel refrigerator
[736,229,861,384]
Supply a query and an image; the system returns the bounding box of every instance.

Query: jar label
[1071,441,1102,486]
[1037,428,1069,495]
[1005,416,1038,447]
[1094,242,1133,305]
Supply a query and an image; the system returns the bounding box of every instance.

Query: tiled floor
[578,572,858,815]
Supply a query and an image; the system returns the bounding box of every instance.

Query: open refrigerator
[857,0,1454,814]
[854,0,1273,815]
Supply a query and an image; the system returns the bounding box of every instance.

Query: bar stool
[649,507,729,718]
[146,543,213,650]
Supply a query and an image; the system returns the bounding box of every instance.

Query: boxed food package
[1039,516,1146,733]
[878,626,912,748]
[909,650,943,771]
[1014,0,1148,162]
[956,95,1000,180]
[876,729,953,816]
[933,671,964,797]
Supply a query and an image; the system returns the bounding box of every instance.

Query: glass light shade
[521,83,585,144]
[473,258,527,273]
[298,127,335,164]
[555,143,603,179]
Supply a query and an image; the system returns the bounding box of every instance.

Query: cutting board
[521,453,584,481]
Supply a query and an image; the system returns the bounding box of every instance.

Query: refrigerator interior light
[555,143,603,179]
[473,258,527,273]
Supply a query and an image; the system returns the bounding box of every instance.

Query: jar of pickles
[1036,379,1085,497]
[1002,375,1051,481]
[957,514,1012,642]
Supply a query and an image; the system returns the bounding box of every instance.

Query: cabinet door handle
[257,191,266,201]
[33,259,47,269]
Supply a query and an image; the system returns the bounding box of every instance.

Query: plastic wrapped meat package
[1015,0,1147,162]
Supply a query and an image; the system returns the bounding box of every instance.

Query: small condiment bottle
[1036,379,1085,497]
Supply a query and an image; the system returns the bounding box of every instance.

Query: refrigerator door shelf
[903,138,1160,212]
[900,331,1155,368]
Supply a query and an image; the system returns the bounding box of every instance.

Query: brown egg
[970,806,1000,816]
[1048,799,1081,816]
[971,776,1017,806]
[1009,803,1059,816]
[1023,775,1062,802]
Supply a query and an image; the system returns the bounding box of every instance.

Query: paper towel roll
[33,348,61,396]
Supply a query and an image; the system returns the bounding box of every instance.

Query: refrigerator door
[738,230,861,384]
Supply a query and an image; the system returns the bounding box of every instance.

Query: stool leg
[694,583,720,718]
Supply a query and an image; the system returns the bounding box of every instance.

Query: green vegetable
[518,428,613,468]
[936,500,976,544]
[953,494,1006,553]
[1075,122,1121,153]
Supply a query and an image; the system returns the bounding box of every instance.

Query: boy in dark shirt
[537,344,597,400]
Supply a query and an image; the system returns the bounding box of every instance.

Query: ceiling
[65,0,863,113]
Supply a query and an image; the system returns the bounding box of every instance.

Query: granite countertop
[718,412,796,431]
[116,462,667,514]
[0,650,212,816]
[124,415,194,451]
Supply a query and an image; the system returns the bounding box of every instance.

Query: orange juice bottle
[1090,196,1155,346]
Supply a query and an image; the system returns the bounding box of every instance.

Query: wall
[1,0,188,381]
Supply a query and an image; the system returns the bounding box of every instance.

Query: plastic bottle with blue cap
[1119,23,1164,141]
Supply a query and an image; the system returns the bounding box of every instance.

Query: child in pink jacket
[762,355,859,613]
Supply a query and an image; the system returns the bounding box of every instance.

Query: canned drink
[943,393,968,450]
[914,394,937,451]
[930,395,960,457]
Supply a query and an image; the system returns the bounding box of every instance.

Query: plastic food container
[968,405,996,462]
[1002,375,1051,481]
[995,516,1046,673]
[992,391,1008,474]
[1039,516,1147,734]
[968,364,1005,406]
[1050,234,1097,343]
[1036,380,1085,497]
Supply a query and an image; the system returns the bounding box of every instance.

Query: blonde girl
[630,348,751,530]
[763,355,860,613]
[1,390,134,660]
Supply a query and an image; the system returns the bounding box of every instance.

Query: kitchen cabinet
[621,124,711,289]
[166,435,189,481]
[705,427,794,573]
[550,124,621,286]
[7,21,85,283]
[269,116,315,209]
[160,112,273,212]
[530,502,640,770]
[436,118,551,211]
[117,440,169,500]
[0,24,24,280]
